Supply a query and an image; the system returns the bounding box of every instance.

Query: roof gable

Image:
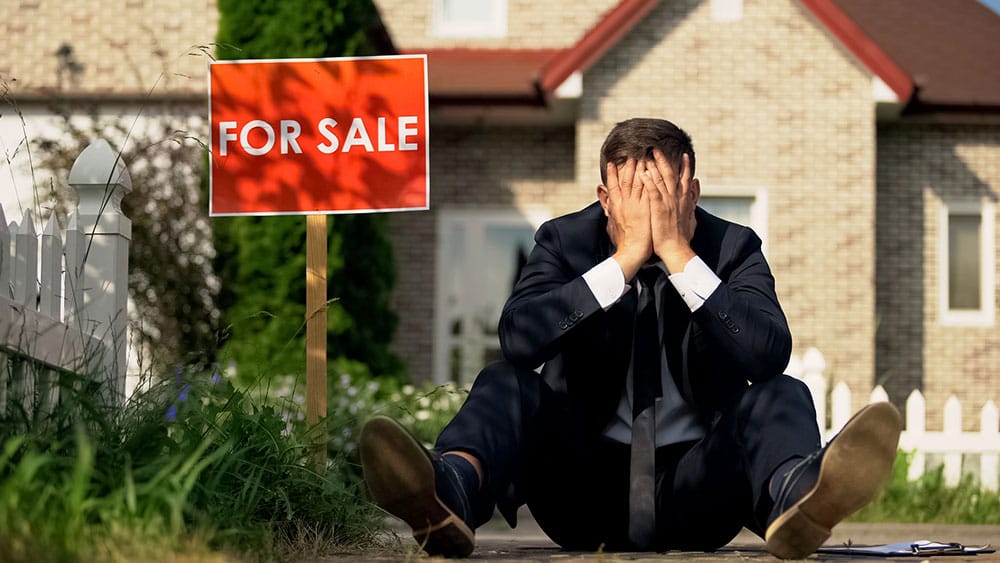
[799,0,913,101]
[537,0,660,93]
[412,0,660,106]
[827,0,1000,112]
[413,0,1000,114]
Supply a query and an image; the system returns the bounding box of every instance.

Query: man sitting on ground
[360,117,902,559]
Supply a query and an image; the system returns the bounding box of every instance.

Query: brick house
[374,0,1000,432]
[0,0,216,165]
[2,0,997,431]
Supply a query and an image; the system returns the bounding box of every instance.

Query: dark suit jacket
[498,202,792,436]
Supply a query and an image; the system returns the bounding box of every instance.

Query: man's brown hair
[599,118,696,184]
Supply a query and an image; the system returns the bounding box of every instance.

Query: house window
[711,0,743,22]
[700,196,753,226]
[434,210,545,384]
[432,0,507,38]
[699,187,768,254]
[939,199,996,326]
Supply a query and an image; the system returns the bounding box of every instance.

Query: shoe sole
[359,416,475,558]
[765,402,902,560]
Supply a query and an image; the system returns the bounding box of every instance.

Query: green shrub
[852,450,1000,524]
[254,371,469,462]
[328,373,469,454]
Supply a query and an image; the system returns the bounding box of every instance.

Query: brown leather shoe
[360,416,475,557]
[765,402,902,559]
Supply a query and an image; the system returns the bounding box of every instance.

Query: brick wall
[877,123,1000,431]
[0,0,218,94]
[373,0,617,49]
[576,0,878,410]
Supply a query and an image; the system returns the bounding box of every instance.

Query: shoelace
[772,449,824,509]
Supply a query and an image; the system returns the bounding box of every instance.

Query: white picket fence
[788,347,1000,491]
[0,139,131,414]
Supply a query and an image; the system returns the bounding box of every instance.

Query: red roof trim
[537,0,661,94]
[402,47,562,58]
[799,0,914,102]
[406,48,561,105]
[405,0,920,107]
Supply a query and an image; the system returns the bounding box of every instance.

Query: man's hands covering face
[606,158,653,281]
[642,150,697,273]
[606,150,697,280]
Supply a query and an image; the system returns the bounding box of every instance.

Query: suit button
[717,311,729,320]
[572,310,583,320]
[559,321,569,330]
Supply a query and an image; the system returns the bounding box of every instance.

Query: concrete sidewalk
[318,509,999,562]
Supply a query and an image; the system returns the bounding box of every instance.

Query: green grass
[851,450,1000,524]
[0,364,386,562]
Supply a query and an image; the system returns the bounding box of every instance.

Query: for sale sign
[209,55,429,216]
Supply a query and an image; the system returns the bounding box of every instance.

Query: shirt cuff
[668,256,721,312]
[583,257,628,310]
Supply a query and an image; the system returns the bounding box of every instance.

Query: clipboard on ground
[817,540,995,556]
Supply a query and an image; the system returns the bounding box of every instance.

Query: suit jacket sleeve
[498,220,604,370]
[688,225,791,384]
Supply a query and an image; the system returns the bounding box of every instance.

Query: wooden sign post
[306,214,327,467]
[208,55,429,470]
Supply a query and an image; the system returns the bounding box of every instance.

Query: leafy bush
[258,371,469,461]
[328,373,469,454]
[851,450,1000,524]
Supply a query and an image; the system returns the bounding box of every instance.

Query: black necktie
[628,267,663,550]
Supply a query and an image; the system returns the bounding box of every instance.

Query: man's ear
[691,178,701,204]
[597,184,610,216]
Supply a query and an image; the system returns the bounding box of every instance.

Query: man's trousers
[435,361,822,551]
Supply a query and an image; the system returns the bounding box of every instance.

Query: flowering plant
[326,373,469,456]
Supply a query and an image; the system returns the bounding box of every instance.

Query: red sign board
[209,55,429,216]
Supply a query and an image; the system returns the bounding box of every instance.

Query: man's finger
[678,153,692,201]
[652,149,678,199]
[634,159,647,196]
[619,158,637,198]
[643,158,668,201]
[607,162,621,196]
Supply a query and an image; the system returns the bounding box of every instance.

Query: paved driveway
[318,509,999,562]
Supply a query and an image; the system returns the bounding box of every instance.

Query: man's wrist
[657,243,696,274]
[612,249,646,281]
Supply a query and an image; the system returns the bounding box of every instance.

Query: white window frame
[938,198,996,327]
[698,185,769,256]
[711,0,743,22]
[433,208,549,384]
[431,0,508,38]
